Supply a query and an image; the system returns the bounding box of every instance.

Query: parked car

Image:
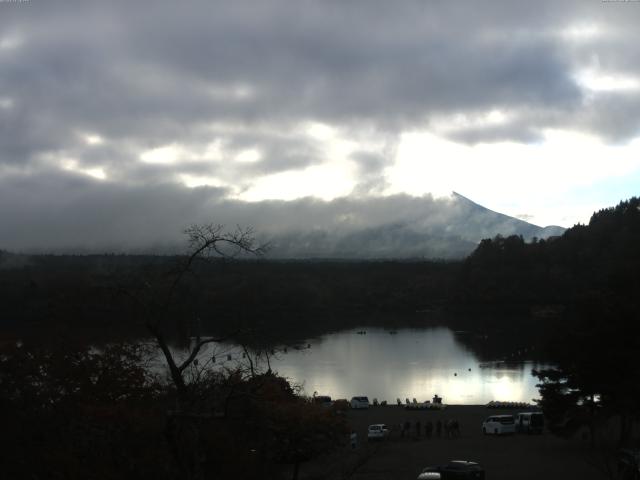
[367,423,390,440]
[330,399,350,415]
[350,396,370,409]
[515,412,544,434]
[418,460,485,479]
[416,473,441,480]
[313,395,332,406]
[482,414,516,435]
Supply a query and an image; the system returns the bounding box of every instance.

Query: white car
[350,396,370,409]
[416,473,441,480]
[482,415,516,435]
[367,424,390,440]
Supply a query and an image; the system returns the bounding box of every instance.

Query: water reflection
[165,327,546,405]
[267,327,544,404]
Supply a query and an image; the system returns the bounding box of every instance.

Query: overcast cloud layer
[1,0,639,252]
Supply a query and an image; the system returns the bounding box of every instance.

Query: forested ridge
[0,255,460,342]
[457,196,640,309]
[1,197,638,341]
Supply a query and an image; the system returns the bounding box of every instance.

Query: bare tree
[117,224,267,480]
[119,224,265,401]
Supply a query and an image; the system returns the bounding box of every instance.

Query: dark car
[313,395,332,406]
[418,460,485,479]
[515,412,544,434]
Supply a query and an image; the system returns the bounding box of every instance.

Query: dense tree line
[0,254,459,344]
[456,197,640,445]
[0,340,347,480]
[457,197,640,310]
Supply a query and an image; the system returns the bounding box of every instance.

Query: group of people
[400,418,460,438]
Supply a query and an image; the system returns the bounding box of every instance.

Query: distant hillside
[0,187,564,259]
[262,192,565,259]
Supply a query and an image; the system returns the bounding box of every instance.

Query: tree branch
[178,336,228,373]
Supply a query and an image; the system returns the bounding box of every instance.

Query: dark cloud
[350,151,390,195]
[0,170,558,257]
[0,0,638,249]
[446,123,543,145]
[573,93,640,143]
[0,169,225,251]
[2,0,636,169]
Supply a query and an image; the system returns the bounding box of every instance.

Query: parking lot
[338,405,607,480]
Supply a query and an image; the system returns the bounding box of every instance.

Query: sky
[1,0,639,251]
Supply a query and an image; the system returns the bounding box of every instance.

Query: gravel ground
[300,405,610,480]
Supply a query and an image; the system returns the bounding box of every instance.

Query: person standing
[453,419,460,437]
[425,420,433,438]
[350,431,357,449]
[445,419,451,438]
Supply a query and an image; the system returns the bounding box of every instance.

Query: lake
[171,326,546,405]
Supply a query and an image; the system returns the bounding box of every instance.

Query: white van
[350,396,370,409]
[515,412,544,434]
[482,415,516,435]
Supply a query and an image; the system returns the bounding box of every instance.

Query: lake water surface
[177,326,546,405]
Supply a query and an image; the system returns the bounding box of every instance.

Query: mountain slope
[263,193,565,259]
